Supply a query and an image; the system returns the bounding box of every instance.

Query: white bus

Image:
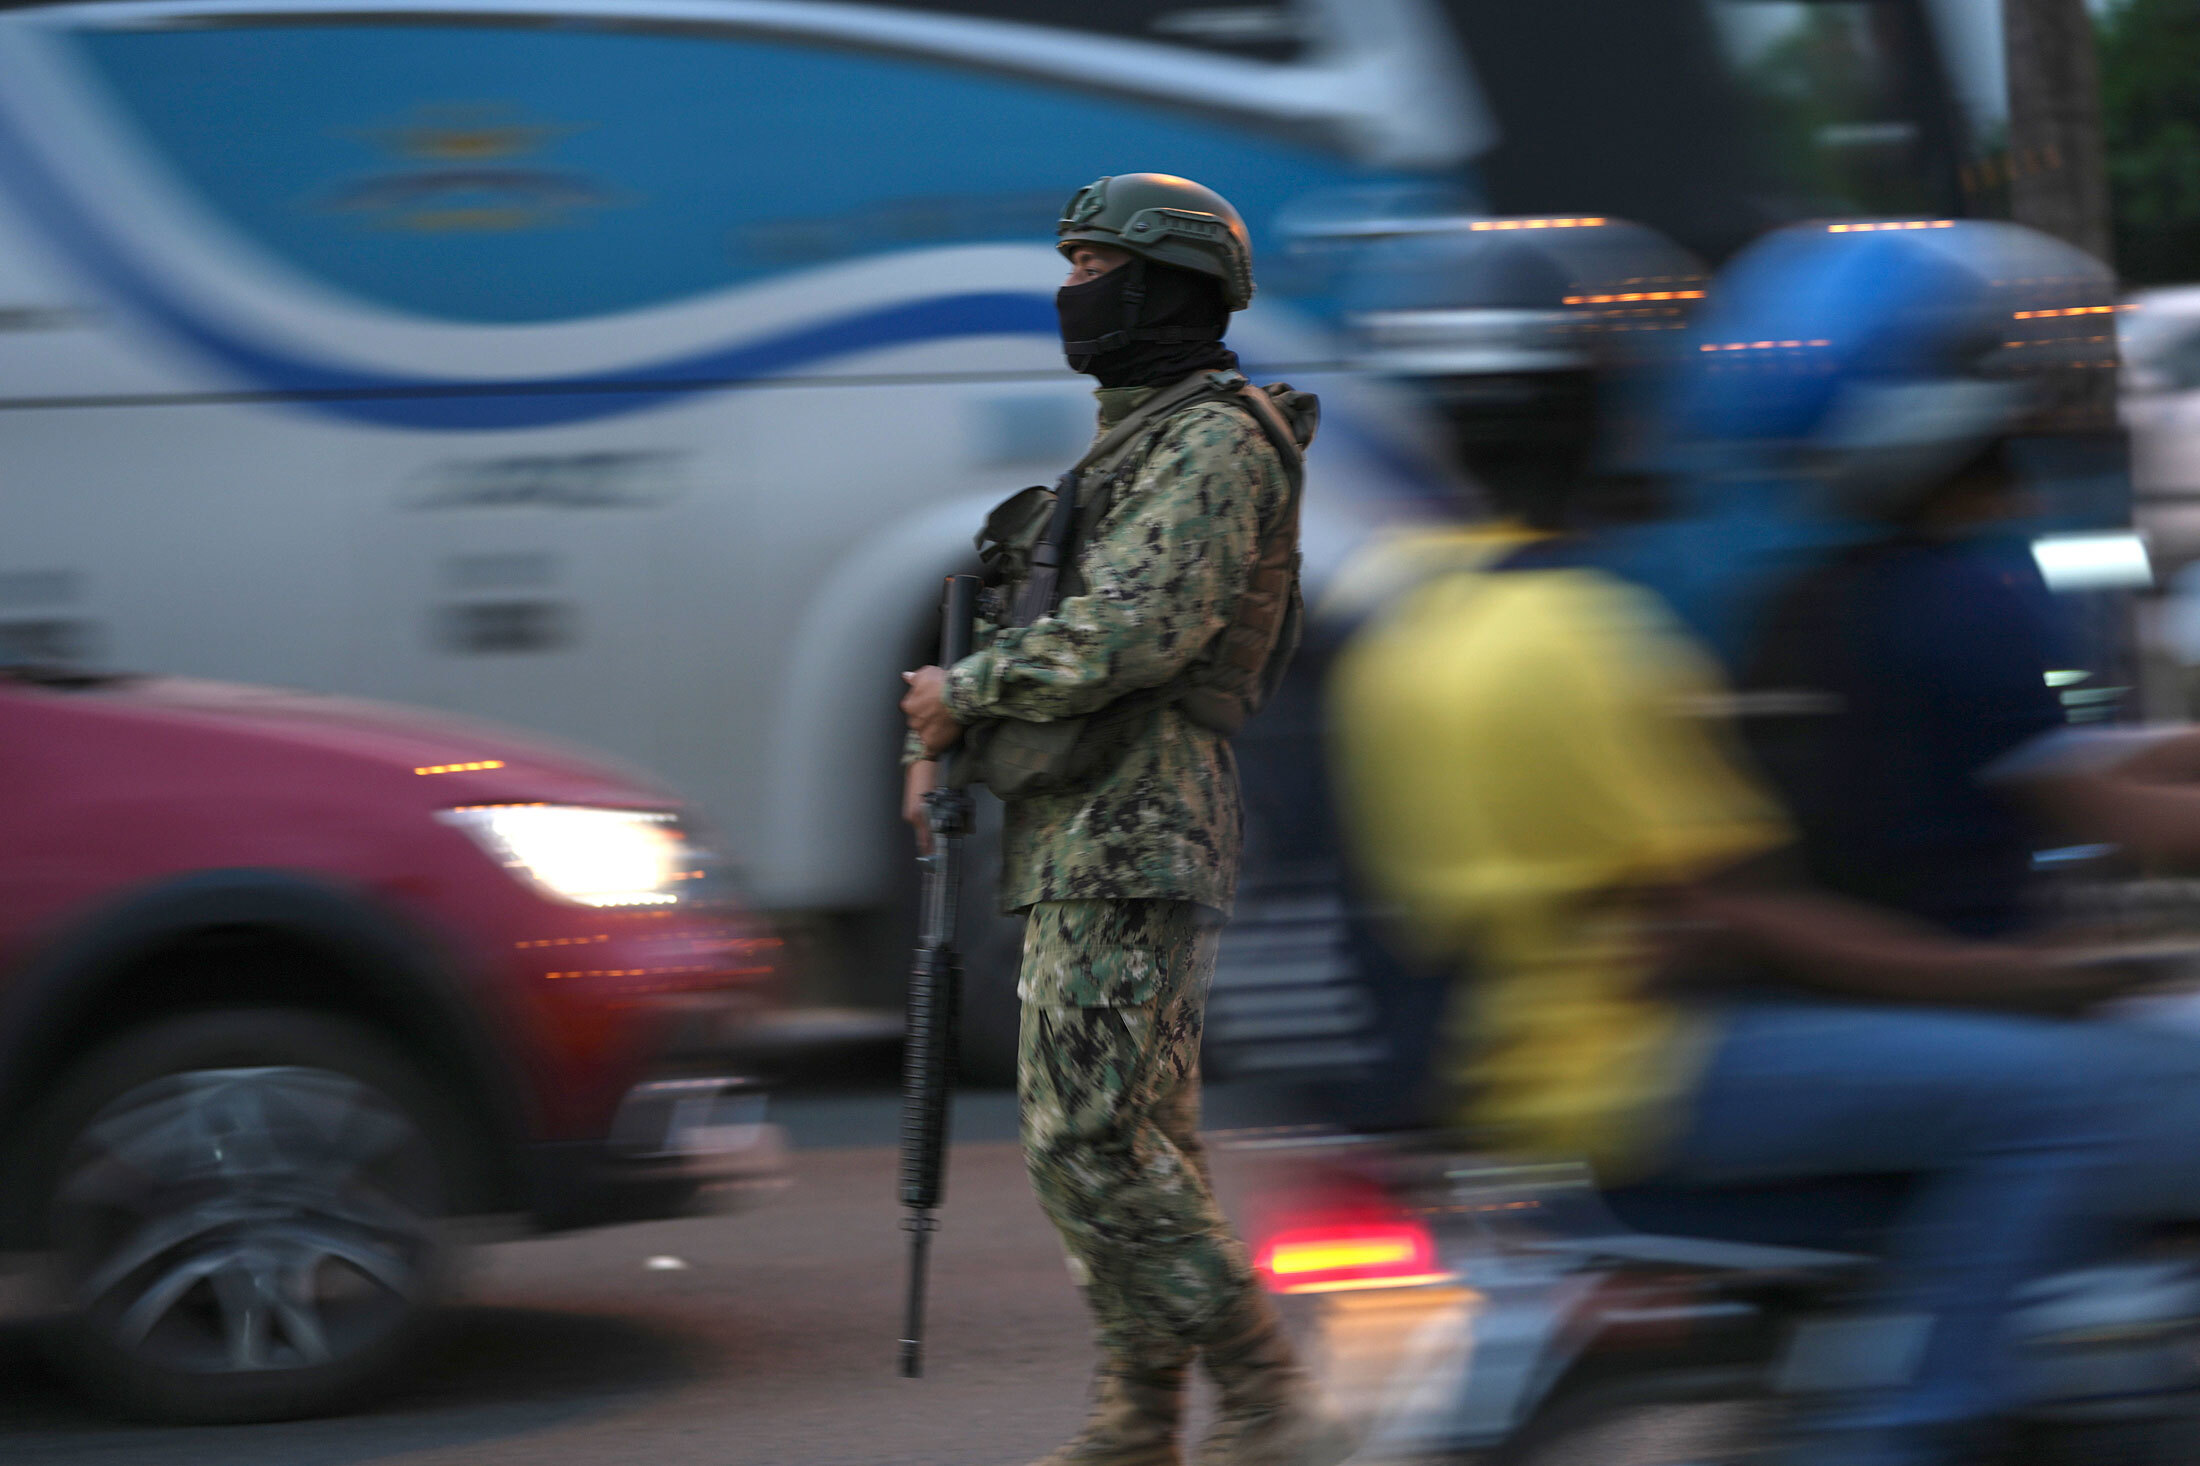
[0,0,1999,1070]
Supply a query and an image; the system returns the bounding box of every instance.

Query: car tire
[21,1008,463,1423]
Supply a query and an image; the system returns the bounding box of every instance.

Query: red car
[0,666,783,1422]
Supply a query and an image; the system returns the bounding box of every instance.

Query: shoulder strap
[1015,371,1302,629]
[1228,382,1309,486]
[1006,372,1234,627]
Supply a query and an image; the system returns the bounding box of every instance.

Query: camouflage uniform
[1017,899,1242,1358]
[945,391,1281,916]
[945,385,1290,1363]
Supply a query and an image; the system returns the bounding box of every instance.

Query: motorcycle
[1244,1140,2200,1465]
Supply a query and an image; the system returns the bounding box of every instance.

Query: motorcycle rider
[1316,215,1709,1130]
[1331,217,2200,1466]
[1657,220,2200,1464]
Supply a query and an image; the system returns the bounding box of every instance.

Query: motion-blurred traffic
[1,1,2196,1463]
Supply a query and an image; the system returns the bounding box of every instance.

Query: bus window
[871,2,1311,62]
[1426,0,1969,261]
[1708,0,1964,220]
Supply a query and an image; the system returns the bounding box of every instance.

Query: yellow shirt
[1328,543,1788,1176]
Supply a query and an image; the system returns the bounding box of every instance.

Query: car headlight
[440,805,703,908]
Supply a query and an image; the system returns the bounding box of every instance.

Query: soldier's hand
[904,760,939,857]
[900,665,963,756]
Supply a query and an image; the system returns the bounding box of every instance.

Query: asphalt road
[0,1090,1329,1466]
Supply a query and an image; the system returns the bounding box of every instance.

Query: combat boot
[1027,1358,1188,1466]
[1193,1292,1356,1466]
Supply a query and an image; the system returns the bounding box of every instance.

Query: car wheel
[25,1009,460,1423]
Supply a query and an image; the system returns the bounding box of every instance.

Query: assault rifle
[897,572,979,1379]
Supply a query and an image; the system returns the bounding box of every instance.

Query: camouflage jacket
[946,384,1293,915]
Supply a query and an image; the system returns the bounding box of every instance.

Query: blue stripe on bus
[0,82,1062,428]
[70,23,1368,326]
[0,73,1452,506]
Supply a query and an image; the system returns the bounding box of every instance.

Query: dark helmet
[1058,174,1255,310]
[1344,215,1706,379]
[1340,215,1705,526]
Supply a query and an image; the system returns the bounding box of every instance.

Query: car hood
[40,674,677,807]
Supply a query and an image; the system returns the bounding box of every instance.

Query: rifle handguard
[898,946,961,1211]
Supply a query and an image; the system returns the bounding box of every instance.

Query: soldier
[899,174,1343,1466]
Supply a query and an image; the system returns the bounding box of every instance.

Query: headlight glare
[442,805,694,907]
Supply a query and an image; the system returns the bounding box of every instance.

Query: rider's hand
[904,760,939,857]
[2022,943,2189,1013]
[1676,869,2154,1015]
[1954,944,2134,1015]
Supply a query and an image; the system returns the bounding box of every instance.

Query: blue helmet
[1667,219,2116,517]
[1589,219,2116,668]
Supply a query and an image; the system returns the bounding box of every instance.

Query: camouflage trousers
[1017,898,1257,1363]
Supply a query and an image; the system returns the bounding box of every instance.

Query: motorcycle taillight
[1254,1220,1450,1294]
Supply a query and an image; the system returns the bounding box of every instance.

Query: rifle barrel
[899,1211,935,1378]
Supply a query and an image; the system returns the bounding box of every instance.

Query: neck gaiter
[1057,258,1238,389]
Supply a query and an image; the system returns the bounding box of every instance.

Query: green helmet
[1058,173,1254,310]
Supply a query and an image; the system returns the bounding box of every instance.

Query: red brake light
[1254,1221,1449,1295]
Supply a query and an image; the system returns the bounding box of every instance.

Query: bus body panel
[0,1,1464,931]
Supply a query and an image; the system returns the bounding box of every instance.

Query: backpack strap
[1067,375,1318,738]
[1170,381,1314,735]
[1230,381,1311,487]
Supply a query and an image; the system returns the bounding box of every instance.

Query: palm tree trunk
[2003,0,2114,265]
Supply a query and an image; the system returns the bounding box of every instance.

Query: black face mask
[1056,258,1237,389]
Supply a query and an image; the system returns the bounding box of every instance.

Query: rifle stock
[898,572,979,1378]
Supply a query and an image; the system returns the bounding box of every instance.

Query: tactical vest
[960,368,1318,798]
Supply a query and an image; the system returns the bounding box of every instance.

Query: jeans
[1660,998,2200,1450]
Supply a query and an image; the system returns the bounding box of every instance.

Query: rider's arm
[2020,726,2200,867]
[942,404,1269,724]
[1678,853,2124,1012]
[1902,559,2200,866]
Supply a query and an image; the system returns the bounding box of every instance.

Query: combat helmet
[1058,174,1254,310]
